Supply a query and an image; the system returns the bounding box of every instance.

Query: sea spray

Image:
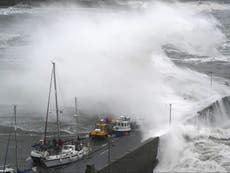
[11,1,228,122]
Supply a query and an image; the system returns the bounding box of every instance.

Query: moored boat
[90,118,113,139]
[1,106,33,173]
[30,62,89,168]
[113,116,131,137]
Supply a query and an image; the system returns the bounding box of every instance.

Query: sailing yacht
[0,106,18,173]
[0,105,31,173]
[30,62,89,168]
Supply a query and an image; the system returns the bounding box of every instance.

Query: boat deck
[36,130,142,173]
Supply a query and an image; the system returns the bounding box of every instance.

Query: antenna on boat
[14,105,18,172]
[52,62,61,140]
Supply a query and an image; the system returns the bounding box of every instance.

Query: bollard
[85,164,95,173]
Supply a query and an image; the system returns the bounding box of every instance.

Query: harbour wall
[86,137,159,173]
[188,96,230,127]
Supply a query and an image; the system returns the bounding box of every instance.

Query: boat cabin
[62,145,76,153]
[90,120,111,138]
[113,116,131,137]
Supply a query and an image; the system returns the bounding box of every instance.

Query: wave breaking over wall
[188,96,230,127]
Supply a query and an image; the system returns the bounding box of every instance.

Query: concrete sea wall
[188,96,230,127]
[86,137,159,173]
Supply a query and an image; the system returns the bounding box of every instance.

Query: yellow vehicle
[90,121,111,138]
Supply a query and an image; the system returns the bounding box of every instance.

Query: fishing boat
[113,116,131,137]
[30,62,89,168]
[90,118,113,139]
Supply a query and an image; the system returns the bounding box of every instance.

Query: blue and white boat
[113,116,131,137]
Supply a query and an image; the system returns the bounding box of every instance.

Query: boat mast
[14,105,18,172]
[3,112,13,172]
[52,62,61,140]
[44,67,53,144]
[74,97,79,135]
[75,97,78,115]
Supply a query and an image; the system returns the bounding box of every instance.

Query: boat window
[63,146,69,150]
[95,125,107,130]
[95,125,102,129]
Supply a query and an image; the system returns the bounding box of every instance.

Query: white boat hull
[30,150,44,164]
[113,127,131,132]
[113,116,132,133]
[0,167,14,173]
[44,153,81,168]
[44,147,89,168]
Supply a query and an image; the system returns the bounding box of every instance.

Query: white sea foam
[0,33,21,48]
[180,56,230,63]
[156,125,230,172]
[0,6,35,15]
[196,1,230,11]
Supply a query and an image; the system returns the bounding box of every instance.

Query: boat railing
[0,165,10,169]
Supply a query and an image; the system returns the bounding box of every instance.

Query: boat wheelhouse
[90,120,111,138]
[113,116,131,137]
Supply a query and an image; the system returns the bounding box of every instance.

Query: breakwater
[86,137,159,173]
[188,96,230,127]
